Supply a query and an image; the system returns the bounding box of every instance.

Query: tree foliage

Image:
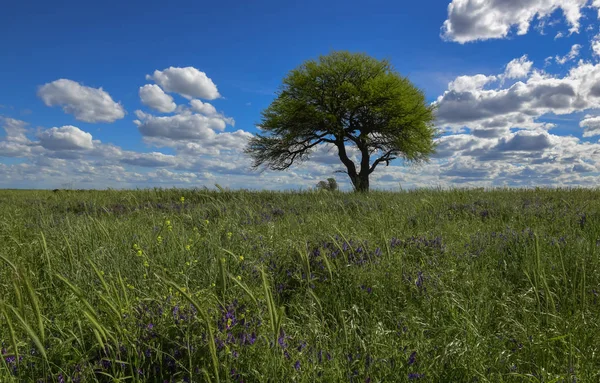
[245,51,437,192]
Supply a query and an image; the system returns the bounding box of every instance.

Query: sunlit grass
[1,187,599,382]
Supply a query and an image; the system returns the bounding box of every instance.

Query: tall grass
[0,187,599,382]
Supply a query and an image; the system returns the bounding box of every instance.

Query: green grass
[1,187,600,382]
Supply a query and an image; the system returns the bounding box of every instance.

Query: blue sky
[3,0,600,189]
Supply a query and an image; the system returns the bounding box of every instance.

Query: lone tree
[245,51,437,192]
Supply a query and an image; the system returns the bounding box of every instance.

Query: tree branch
[368,150,397,174]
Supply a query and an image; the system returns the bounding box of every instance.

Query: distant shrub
[316,178,338,191]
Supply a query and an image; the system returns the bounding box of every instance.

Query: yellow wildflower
[157,235,163,244]
[226,232,233,240]
[180,196,185,203]
[137,249,143,256]
[239,255,244,261]
[237,275,242,281]
[185,244,191,251]
[143,260,149,267]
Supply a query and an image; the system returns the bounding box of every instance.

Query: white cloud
[146,67,221,100]
[169,130,252,156]
[38,126,94,151]
[134,110,229,141]
[592,33,600,58]
[555,44,582,65]
[594,0,600,17]
[448,74,497,92]
[120,151,178,168]
[435,60,600,132]
[0,141,30,157]
[187,99,235,126]
[139,84,176,113]
[1,117,29,144]
[189,99,218,116]
[580,115,600,137]
[442,0,591,43]
[503,55,533,79]
[37,79,125,123]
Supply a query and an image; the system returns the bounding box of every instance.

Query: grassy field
[1,188,600,382]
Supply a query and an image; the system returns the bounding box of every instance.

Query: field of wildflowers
[1,187,599,382]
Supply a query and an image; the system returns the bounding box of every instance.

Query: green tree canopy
[245,51,437,192]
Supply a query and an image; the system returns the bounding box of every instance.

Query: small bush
[316,177,338,191]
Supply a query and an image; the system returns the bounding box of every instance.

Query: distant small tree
[245,51,437,192]
[316,177,338,191]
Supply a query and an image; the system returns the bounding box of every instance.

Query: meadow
[1,187,599,382]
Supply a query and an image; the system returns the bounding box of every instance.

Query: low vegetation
[1,188,600,382]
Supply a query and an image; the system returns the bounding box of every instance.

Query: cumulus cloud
[435,60,600,132]
[429,46,600,187]
[0,118,38,157]
[146,67,221,100]
[139,84,176,113]
[495,130,553,151]
[1,117,29,144]
[448,74,497,92]
[189,99,218,116]
[442,0,592,43]
[503,55,533,79]
[580,115,600,137]
[187,99,235,126]
[38,126,94,151]
[134,110,229,141]
[170,130,253,155]
[37,79,125,123]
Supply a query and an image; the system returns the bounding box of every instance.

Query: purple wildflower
[408,351,417,365]
[278,329,287,349]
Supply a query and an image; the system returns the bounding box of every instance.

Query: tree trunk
[356,143,371,192]
[350,172,370,192]
[335,138,371,192]
[354,172,369,193]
